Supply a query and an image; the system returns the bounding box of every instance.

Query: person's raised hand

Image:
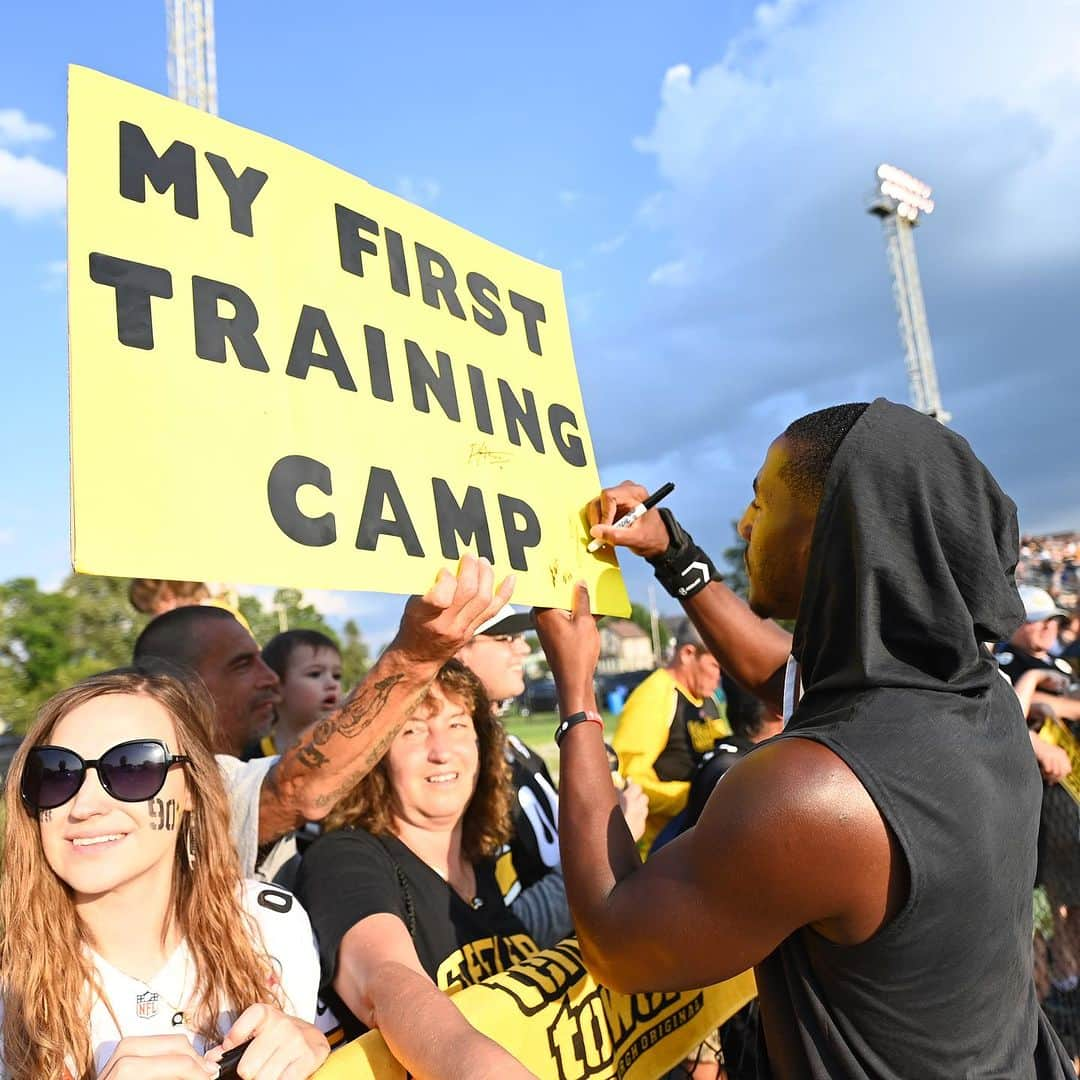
[1030,730,1072,785]
[394,555,516,667]
[533,582,601,709]
[204,1003,329,1079]
[587,481,670,559]
[98,1035,220,1079]
[617,780,649,843]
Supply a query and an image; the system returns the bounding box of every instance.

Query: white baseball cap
[474,604,533,637]
[1018,585,1069,624]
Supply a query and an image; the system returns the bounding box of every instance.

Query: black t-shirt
[650,688,722,782]
[754,400,1071,1077]
[683,736,757,828]
[296,828,538,1040]
[505,735,561,890]
[994,642,1069,683]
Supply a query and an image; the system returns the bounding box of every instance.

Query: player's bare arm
[535,586,905,994]
[587,481,792,713]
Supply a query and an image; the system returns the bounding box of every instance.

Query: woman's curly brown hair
[324,659,512,861]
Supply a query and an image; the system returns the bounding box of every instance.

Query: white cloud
[577,0,1080,546]
[0,148,65,219]
[43,260,66,292]
[0,109,52,146]
[0,528,13,545]
[648,259,691,286]
[558,190,582,206]
[234,583,384,622]
[396,176,441,206]
[752,0,807,32]
[592,233,627,255]
[301,589,360,617]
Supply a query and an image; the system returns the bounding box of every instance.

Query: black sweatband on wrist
[554,710,603,747]
[646,508,723,600]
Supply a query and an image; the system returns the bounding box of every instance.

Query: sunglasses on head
[21,739,190,813]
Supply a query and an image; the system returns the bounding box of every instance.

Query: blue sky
[3,0,1080,646]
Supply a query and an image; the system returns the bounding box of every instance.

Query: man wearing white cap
[996,586,1080,725]
[457,604,647,946]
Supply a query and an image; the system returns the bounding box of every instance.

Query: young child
[260,631,344,756]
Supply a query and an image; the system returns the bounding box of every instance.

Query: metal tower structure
[166,0,218,114]
[867,164,949,423]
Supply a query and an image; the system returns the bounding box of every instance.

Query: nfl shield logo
[135,991,160,1020]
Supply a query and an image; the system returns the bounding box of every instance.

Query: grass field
[502,710,617,780]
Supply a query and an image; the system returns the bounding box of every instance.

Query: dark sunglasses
[21,739,190,813]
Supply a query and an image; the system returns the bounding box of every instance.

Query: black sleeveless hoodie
[755,399,1072,1078]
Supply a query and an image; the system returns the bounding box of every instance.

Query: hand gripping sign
[68,66,629,615]
[314,938,757,1080]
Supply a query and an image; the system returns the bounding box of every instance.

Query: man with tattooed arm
[133,555,515,878]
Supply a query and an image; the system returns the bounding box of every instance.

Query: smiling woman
[296,660,538,1079]
[0,663,330,1080]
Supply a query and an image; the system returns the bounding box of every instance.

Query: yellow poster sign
[67,66,629,614]
[1039,717,1080,807]
[315,938,756,1080]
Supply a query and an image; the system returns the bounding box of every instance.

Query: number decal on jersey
[518,782,561,869]
[256,888,294,914]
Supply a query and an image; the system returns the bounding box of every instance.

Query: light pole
[867,164,949,424]
[166,0,218,114]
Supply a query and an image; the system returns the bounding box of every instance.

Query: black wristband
[646,508,723,600]
[554,710,603,747]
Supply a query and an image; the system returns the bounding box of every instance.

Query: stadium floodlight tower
[165,0,218,114]
[867,164,950,424]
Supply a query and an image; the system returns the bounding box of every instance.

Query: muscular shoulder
[689,737,904,944]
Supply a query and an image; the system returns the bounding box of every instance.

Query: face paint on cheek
[39,809,53,823]
[148,798,180,831]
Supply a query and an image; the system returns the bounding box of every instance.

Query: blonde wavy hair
[324,660,513,861]
[0,663,279,1080]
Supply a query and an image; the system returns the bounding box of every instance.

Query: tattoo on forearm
[296,743,330,769]
[337,674,404,738]
[149,798,180,831]
[293,673,407,769]
[310,690,428,809]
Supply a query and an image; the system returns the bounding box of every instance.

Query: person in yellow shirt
[613,618,724,852]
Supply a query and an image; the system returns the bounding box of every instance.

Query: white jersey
[216,754,279,877]
[0,881,319,1077]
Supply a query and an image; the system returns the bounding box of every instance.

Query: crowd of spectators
[4,459,1080,1077]
[1019,533,1080,610]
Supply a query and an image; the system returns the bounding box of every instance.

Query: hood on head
[792,398,1023,699]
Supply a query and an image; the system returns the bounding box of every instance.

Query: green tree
[238,588,336,645]
[628,602,653,639]
[58,572,146,683]
[339,619,370,690]
[0,574,147,732]
[0,574,350,732]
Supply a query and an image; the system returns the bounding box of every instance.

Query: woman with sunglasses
[0,663,330,1080]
